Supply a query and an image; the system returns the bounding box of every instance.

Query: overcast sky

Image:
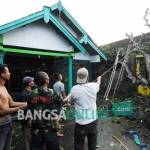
[0,0,150,45]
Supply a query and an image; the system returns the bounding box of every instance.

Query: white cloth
[69,82,99,125]
[53,81,65,95]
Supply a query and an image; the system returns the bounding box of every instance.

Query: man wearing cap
[64,67,101,150]
[19,76,35,150]
[19,76,35,101]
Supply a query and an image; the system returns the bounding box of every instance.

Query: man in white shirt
[64,67,101,150]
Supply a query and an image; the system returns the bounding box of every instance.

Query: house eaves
[0,2,107,61]
[0,6,86,54]
[51,1,107,61]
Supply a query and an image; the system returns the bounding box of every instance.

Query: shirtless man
[0,64,27,150]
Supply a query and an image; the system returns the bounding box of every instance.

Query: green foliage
[101,44,126,60]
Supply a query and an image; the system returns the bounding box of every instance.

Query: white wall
[74,52,100,62]
[3,20,72,52]
[74,52,90,61]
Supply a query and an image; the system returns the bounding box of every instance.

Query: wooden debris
[112,135,130,150]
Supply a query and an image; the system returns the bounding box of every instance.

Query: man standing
[53,73,66,99]
[28,71,60,150]
[0,64,27,150]
[19,76,34,150]
[64,67,101,150]
[20,76,35,102]
[53,73,66,136]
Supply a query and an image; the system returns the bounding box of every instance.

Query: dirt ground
[11,117,150,150]
[60,118,150,150]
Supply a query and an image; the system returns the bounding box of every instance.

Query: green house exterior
[0,2,107,92]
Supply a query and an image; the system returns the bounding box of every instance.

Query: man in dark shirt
[20,76,35,102]
[19,76,35,150]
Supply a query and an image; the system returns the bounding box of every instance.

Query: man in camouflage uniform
[28,71,60,150]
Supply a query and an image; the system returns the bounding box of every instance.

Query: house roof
[0,1,107,61]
